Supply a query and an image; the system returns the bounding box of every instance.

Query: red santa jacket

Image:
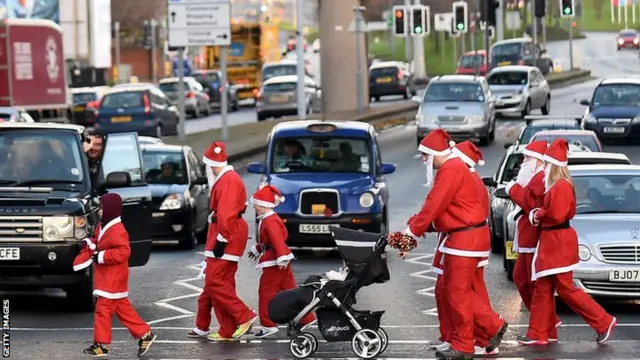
[530,178,579,280]
[405,157,489,257]
[249,211,294,268]
[72,217,131,299]
[204,165,248,261]
[506,169,545,252]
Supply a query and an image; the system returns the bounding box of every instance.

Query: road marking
[147,315,193,325]
[151,261,204,324]
[405,253,438,315]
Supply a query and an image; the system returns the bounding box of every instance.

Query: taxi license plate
[609,269,640,282]
[299,224,337,234]
[270,95,288,103]
[505,241,518,260]
[604,127,625,133]
[73,106,85,112]
[152,212,164,218]
[0,248,20,260]
[111,116,132,123]
[498,61,511,66]
[376,77,392,83]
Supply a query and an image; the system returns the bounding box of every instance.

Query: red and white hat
[418,129,454,156]
[72,239,96,272]
[522,140,547,161]
[251,184,285,208]
[543,138,569,166]
[202,142,228,167]
[453,141,484,167]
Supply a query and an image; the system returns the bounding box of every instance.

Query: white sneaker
[475,345,499,355]
[429,341,444,349]
[254,327,279,339]
[435,342,451,351]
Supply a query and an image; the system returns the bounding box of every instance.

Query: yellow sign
[111,116,132,123]
[311,204,326,215]
[505,241,518,260]
[73,106,85,112]
[498,61,511,66]
[376,77,392,83]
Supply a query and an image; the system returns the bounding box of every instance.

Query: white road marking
[405,254,438,314]
[151,262,205,324]
[147,315,193,325]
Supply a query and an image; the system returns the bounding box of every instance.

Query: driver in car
[622,185,640,211]
[575,178,602,211]
[156,161,180,182]
[274,140,314,171]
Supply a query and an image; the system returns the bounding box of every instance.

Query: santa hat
[453,141,484,167]
[73,242,95,272]
[202,142,228,167]
[418,129,453,156]
[522,140,547,161]
[251,184,285,208]
[543,138,570,166]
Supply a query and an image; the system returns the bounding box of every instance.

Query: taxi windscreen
[271,137,371,174]
[142,150,188,184]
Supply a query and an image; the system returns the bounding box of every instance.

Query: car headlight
[578,244,591,261]
[466,115,485,122]
[42,216,74,241]
[634,38,639,44]
[416,114,438,126]
[513,89,523,95]
[160,194,184,210]
[618,38,624,45]
[583,114,597,124]
[359,192,375,208]
[632,115,640,124]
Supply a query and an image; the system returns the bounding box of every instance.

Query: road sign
[434,12,453,32]
[167,0,231,47]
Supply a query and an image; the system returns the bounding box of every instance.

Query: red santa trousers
[259,266,316,328]
[527,271,614,341]
[513,253,560,339]
[443,255,503,353]
[94,297,150,344]
[195,259,255,338]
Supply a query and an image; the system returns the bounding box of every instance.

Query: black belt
[447,221,487,234]
[514,209,525,221]
[210,212,245,223]
[542,221,571,231]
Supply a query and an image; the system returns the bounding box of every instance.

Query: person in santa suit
[188,142,257,341]
[404,130,507,359]
[503,140,563,344]
[247,184,316,338]
[518,139,617,345]
[73,193,156,358]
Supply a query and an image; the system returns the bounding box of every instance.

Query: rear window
[458,55,484,67]
[73,93,97,105]
[263,65,297,80]
[264,82,297,92]
[159,82,181,93]
[491,43,522,57]
[101,92,144,108]
[487,71,528,85]
[519,125,580,143]
[370,67,398,77]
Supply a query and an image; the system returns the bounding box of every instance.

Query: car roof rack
[524,115,582,126]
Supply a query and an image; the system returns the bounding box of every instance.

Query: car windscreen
[101,91,144,108]
[530,134,600,152]
[500,153,523,183]
[159,82,185,93]
[573,175,640,214]
[73,92,97,105]
[0,114,12,121]
[519,125,581,143]
[264,82,297,93]
[491,43,522,57]
[458,55,484,67]
[370,67,398,77]
[142,150,188,184]
[263,65,297,81]
[591,83,640,107]
[621,30,637,37]
[270,137,371,174]
[0,130,86,189]
[487,71,528,85]
[423,82,484,102]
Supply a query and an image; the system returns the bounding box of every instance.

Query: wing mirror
[504,142,513,149]
[411,95,422,103]
[192,176,208,185]
[379,163,396,175]
[580,99,590,106]
[482,177,498,187]
[247,162,266,174]
[104,171,131,188]
[494,187,509,199]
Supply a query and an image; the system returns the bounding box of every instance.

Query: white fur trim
[250,245,261,257]
[256,260,278,268]
[432,266,443,275]
[202,156,228,167]
[204,250,214,257]
[214,146,222,154]
[478,259,489,267]
[93,289,128,299]
[469,167,476,172]
[418,144,452,156]
[528,208,540,225]
[250,197,276,208]
[523,148,544,161]
[453,147,476,167]
[534,263,580,280]
[97,251,105,264]
[216,233,228,243]
[97,216,121,242]
[276,253,295,265]
[518,247,536,253]
[73,258,93,271]
[543,154,567,167]
[505,180,516,194]
[82,238,96,251]
[439,246,490,257]
[448,140,456,147]
[192,327,210,336]
[404,226,420,240]
[477,159,485,166]
[203,250,240,261]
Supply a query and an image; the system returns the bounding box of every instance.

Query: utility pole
[114,21,120,84]
[404,0,412,61]
[496,0,504,40]
[532,1,537,64]
[295,0,306,118]
[354,5,366,113]
[177,49,186,141]
[412,0,426,79]
[220,46,229,141]
[151,19,157,84]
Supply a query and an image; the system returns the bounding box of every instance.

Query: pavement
[5,33,640,359]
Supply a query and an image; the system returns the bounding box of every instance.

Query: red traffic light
[395,10,403,18]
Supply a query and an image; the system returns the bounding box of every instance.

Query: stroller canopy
[330,226,390,286]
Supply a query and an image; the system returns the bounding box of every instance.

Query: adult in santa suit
[518,139,617,345]
[504,140,562,344]
[188,142,257,341]
[404,130,507,359]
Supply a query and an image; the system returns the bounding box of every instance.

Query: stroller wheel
[351,328,383,359]
[289,333,317,359]
[378,327,389,354]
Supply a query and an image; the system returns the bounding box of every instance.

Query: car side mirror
[247,162,266,174]
[192,176,208,185]
[503,143,513,150]
[379,163,396,175]
[411,95,422,103]
[104,171,131,188]
[580,99,590,106]
[494,187,509,199]
[482,177,498,187]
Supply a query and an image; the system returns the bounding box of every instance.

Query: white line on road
[147,315,193,325]
[150,262,204,324]
[154,302,194,315]
[405,254,437,305]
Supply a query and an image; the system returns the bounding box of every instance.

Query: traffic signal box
[560,0,575,17]
[393,6,407,36]
[410,5,425,35]
[453,2,468,33]
[479,0,498,27]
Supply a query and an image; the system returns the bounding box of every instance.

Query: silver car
[256,75,321,121]
[487,65,550,117]
[158,77,211,118]
[413,75,496,146]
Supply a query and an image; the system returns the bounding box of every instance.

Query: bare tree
[112,0,167,47]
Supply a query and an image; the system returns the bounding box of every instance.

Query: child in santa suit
[247,184,316,338]
[73,193,156,358]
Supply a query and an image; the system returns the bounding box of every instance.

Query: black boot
[435,348,474,359]
[486,322,508,353]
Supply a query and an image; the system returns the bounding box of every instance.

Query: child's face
[254,204,270,215]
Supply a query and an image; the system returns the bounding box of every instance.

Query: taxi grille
[598,244,640,264]
[299,189,340,216]
[437,115,465,123]
[0,216,43,242]
[582,281,640,294]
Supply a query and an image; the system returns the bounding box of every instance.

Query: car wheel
[66,268,95,312]
[233,98,240,111]
[193,107,201,118]
[203,103,211,116]
[155,124,163,138]
[541,96,551,115]
[521,100,531,118]
[489,120,496,141]
[179,220,198,250]
[489,216,504,254]
[374,96,380,102]
[416,136,422,147]
[257,113,266,121]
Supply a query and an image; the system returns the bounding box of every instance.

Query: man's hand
[83,135,95,153]
[247,251,257,260]
[91,251,99,262]
[398,251,407,259]
[213,241,226,258]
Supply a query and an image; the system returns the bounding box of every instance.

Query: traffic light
[142,20,151,49]
[453,2,468,33]
[393,6,407,36]
[560,0,575,17]
[480,0,499,27]
[410,5,425,36]
[534,0,546,18]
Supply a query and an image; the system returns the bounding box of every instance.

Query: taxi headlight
[160,194,184,210]
[359,192,375,208]
[578,244,591,261]
[632,115,640,124]
[42,216,74,242]
[583,114,597,124]
[466,115,485,123]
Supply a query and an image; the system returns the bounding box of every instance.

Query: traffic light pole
[151,19,157,84]
[569,19,574,70]
[404,0,412,62]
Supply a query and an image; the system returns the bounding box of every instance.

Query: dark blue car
[246,121,396,249]
[581,78,640,141]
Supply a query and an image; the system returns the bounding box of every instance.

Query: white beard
[423,155,434,188]
[516,159,537,186]
[206,166,215,188]
[543,163,552,192]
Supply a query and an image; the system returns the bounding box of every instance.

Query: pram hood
[330,226,390,285]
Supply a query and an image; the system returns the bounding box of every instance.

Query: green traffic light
[414,26,422,33]
[457,23,464,30]
[563,7,571,14]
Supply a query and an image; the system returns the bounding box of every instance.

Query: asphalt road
[6,33,640,359]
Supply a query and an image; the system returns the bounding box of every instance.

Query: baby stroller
[268,226,390,359]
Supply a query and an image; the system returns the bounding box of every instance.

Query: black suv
[0,123,153,311]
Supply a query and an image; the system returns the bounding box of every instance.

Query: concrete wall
[319,0,369,113]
